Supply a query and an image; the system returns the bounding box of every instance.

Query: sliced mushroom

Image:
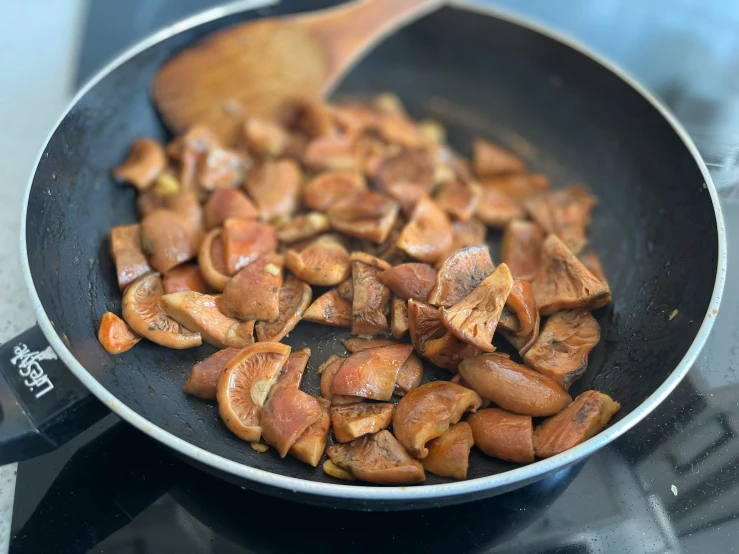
[198,228,230,291]
[391,296,409,339]
[342,337,397,352]
[476,186,524,228]
[351,252,392,336]
[284,235,350,286]
[220,253,283,322]
[374,147,436,191]
[338,278,354,301]
[166,126,221,191]
[302,136,361,172]
[326,430,425,485]
[303,170,366,212]
[97,312,141,354]
[579,251,608,284]
[422,422,475,479]
[478,173,549,203]
[278,98,335,138]
[222,218,277,275]
[379,263,436,301]
[449,218,487,252]
[385,182,430,216]
[276,212,331,243]
[290,397,331,467]
[160,291,255,348]
[498,280,541,357]
[467,408,534,463]
[303,288,352,327]
[163,263,209,294]
[140,209,201,273]
[501,220,543,281]
[273,347,310,391]
[244,159,301,224]
[441,263,513,351]
[393,381,482,458]
[331,402,394,443]
[524,186,596,254]
[243,117,290,157]
[197,148,248,190]
[109,224,152,291]
[203,188,258,229]
[122,273,202,349]
[532,235,611,315]
[184,347,240,399]
[327,190,399,244]
[428,245,494,308]
[328,102,379,136]
[318,354,362,405]
[341,338,423,397]
[255,276,312,341]
[396,197,453,263]
[524,309,600,390]
[435,179,479,222]
[457,354,571,417]
[533,390,620,458]
[331,344,413,401]
[217,342,291,443]
[472,138,524,177]
[112,138,166,191]
[261,388,323,457]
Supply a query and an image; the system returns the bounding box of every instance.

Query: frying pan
[0,0,726,509]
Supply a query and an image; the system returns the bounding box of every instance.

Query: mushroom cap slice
[217,342,291,443]
[318,354,362,405]
[290,397,331,467]
[472,138,524,177]
[284,235,350,286]
[222,218,278,275]
[532,235,611,315]
[501,219,544,281]
[579,251,608,284]
[184,347,240,399]
[163,263,210,294]
[198,228,230,292]
[160,291,255,348]
[98,312,141,355]
[428,245,494,308]
[341,338,423,397]
[255,276,312,342]
[391,296,409,339]
[396,198,453,263]
[331,402,394,443]
[327,190,399,244]
[422,422,474,479]
[140,209,202,273]
[441,263,513,352]
[476,186,524,228]
[330,344,413,401]
[261,387,323,457]
[374,147,436,191]
[122,273,202,349]
[478,173,549,203]
[467,408,534,463]
[302,288,352,327]
[458,354,571,417]
[351,253,392,336]
[342,337,397,352]
[393,381,482,459]
[272,347,311,391]
[326,430,425,485]
[524,186,595,255]
[112,138,165,191]
[243,117,289,157]
[378,263,436,301]
[303,170,366,212]
[533,390,620,459]
[197,147,248,190]
[435,179,479,222]
[385,182,430,216]
[449,218,487,251]
[302,136,361,172]
[244,159,301,224]
[220,253,283,322]
[203,188,258,229]
[524,309,600,390]
[109,224,152,291]
[501,279,538,338]
[276,212,331,243]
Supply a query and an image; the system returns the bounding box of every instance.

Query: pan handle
[0,324,108,464]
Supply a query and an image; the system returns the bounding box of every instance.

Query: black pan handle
[0,325,108,464]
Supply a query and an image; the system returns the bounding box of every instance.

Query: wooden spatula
[152,0,443,145]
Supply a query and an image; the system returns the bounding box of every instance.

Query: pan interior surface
[25,4,719,496]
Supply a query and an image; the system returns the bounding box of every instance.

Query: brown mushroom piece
[472,138,525,177]
[290,397,331,467]
[184,347,240,399]
[160,292,255,348]
[221,218,277,275]
[524,309,600,390]
[243,117,289,157]
[331,344,413,401]
[467,408,534,463]
[197,229,230,292]
[374,147,436,191]
[457,354,571,417]
[166,126,221,192]
[284,235,350,286]
[441,263,513,352]
[244,159,301,224]
[97,312,141,355]
[422,422,475,479]
[396,197,453,263]
[449,218,487,252]
[428,245,494,308]
[385,182,430,216]
[501,220,544,281]
[326,430,425,485]
[303,171,366,212]
[163,263,209,294]
[331,402,394,443]
[498,280,541,357]
[276,212,331,243]
[261,388,323,457]
[478,173,549,203]
[220,253,283,322]
[350,252,392,336]
[139,209,201,273]
[378,263,436,301]
[327,190,399,244]
[393,381,482,458]
[533,390,620,458]
[302,288,352,327]
[122,273,202,349]
[532,235,611,315]
[112,138,166,191]
[391,296,409,339]
[524,186,596,254]
[197,148,248,191]
[435,179,479,222]
[341,338,423,397]
[255,276,312,342]
[476,186,525,228]
[279,98,335,138]
[203,188,258,229]
[302,136,361,172]
[109,224,152,291]
[217,342,291,443]
[579,251,608,284]
[318,355,362,405]
[271,347,311,391]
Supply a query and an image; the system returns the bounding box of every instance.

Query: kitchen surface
[2,0,739,552]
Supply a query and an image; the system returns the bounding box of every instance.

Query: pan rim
[19,0,727,502]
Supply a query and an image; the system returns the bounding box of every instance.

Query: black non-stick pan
[0,0,726,509]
